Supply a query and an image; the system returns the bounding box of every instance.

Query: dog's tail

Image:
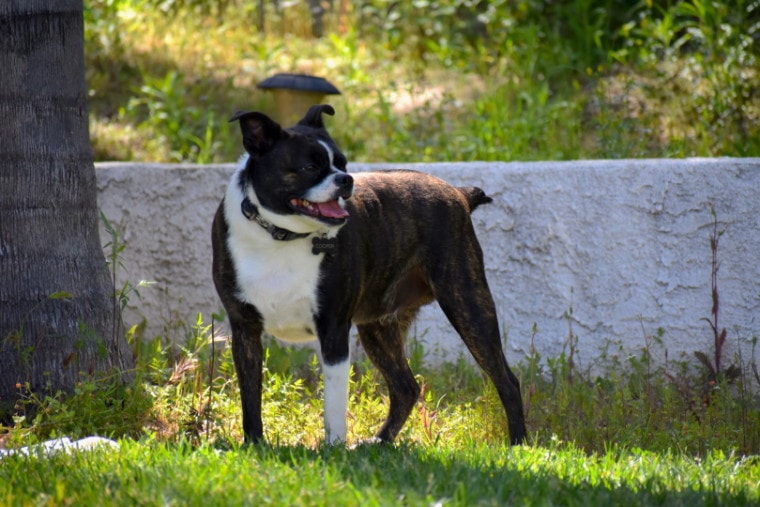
[458,186,493,212]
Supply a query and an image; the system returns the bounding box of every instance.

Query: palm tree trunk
[0,0,133,422]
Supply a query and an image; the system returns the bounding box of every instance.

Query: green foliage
[6,301,758,454]
[121,71,223,163]
[84,0,758,163]
[8,375,151,444]
[612,0,759,155]
[520,329,760,455]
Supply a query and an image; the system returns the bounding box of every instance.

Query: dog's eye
[301,164,319,173]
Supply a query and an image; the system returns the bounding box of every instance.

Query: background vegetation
[85,0,759,164]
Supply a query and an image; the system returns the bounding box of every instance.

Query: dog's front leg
[317,321,352,445]
[229,315,265,444]
[322,356,350,444]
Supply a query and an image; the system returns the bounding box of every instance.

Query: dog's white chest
[229,235,323,343]
[224,201,324,344]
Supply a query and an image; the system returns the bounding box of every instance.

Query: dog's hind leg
[357,311,421,443]
[228,305,265,444]
[430,242,527,445]
[439,295,526,444]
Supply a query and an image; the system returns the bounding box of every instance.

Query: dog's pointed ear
[296,104,335,129]
[229,111,287,154]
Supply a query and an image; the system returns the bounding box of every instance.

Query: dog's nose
[335,173,353,199]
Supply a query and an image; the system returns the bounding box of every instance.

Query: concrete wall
[96,159,760,369]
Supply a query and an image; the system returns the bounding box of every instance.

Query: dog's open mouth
[289,198,349,222]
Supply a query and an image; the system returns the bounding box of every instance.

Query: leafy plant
[122,70,222,163]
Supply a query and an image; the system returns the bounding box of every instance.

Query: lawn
[1,327,758,505]
[2,439,758,506]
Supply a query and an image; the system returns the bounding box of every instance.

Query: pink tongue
[316,200,349,219]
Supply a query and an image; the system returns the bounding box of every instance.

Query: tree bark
[0,0,132,422]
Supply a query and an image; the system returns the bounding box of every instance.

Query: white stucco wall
[96,159,760,369]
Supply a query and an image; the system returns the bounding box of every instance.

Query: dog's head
[230,104,354,233]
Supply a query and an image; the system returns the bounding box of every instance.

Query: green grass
[2,439,758,506]
[2,310,758,504]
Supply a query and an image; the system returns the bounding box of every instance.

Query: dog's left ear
[296,104,335,130]
[229,110,287,155]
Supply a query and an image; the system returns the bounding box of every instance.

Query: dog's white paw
[348,437,386,450]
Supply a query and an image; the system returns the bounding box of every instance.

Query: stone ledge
[96,159,760,367]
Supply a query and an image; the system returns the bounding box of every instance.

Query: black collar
[240,196,340,255]
[240,197,310,241]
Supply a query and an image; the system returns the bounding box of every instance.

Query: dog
[212,104,526,445]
